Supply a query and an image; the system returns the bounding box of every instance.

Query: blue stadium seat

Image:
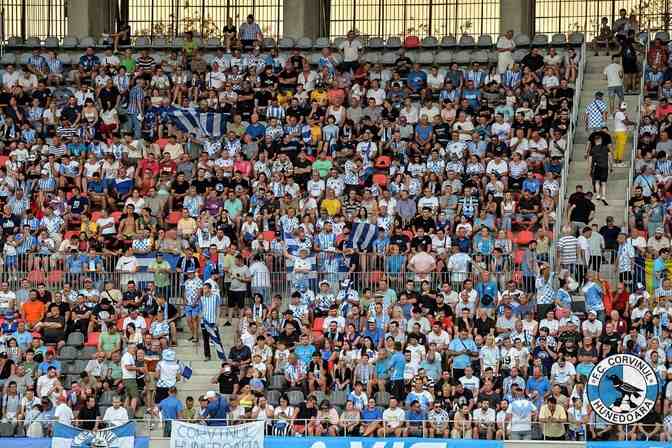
[532,34,549,46]
[477,35,493,48]
[514,33,530,47]
[458,34,475,47]
[551,33,567,46]
[313,37,331,49]
[367,37,385,49]
[440,35,457,48]
[296,37,313,50]
[0,53,16,65]
[135,36,151,48]
[386,36,401,49]
[44,36,60,48]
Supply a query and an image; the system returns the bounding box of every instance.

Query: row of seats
[4,31,589,51]
[0,48,550,67]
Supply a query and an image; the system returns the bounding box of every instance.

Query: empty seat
[513,48,529,63]
[367,37,384,49]
[311,391,327,403]
[513,33,530,47]
[308,52,320,65]
[656,31,670,42]
[193,37,204,47]
[19,53,31,65]
[269,374,287,390]
[488,50,498,64]
[421,36,438,48]
[314,37,330,49]
[206,37,220,48]
[278,37,294,49]
[261,37,276,49]
[375,391,391,406]
[416,50,434,65]
[434,50,452,65]
[172,36,185,48]
[440,35,457,48]
[332,37,345,49]
[363,52,380,64]
[59,346,79,361]
[79,346,98,360]
[150,52,164,63]
[477,35,493,48]
[62,35,78,48]
[458,34,475,47]
[296,37,312,50]
[532,34,549,46]
[381,51,397,65]
[287,390,304,406]
[330,389,347,406]
[152,37,168,48]
[1,53,16,65]
[66,332,85,347]
[569,32,585,44]
[551,33,567,46]
[386,36,401,49]
[24,36,41,47]
[6,36,22,48]
[99,391,115,406]
[79,36,96,48]
[471,50,489,64]
[135,36,151,48]
[44,37,59,48]
[454,50,471,65]
[57,53,71,65]
[267,390,281,406]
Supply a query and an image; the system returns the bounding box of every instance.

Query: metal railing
[10,416,653,441]
[625,35,650,232]
[553,41,586,270]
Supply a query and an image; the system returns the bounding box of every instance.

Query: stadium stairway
[564,55,637,231]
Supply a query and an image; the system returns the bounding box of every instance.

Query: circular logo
[587,354,659,424]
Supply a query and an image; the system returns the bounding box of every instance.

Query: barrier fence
[7,417,657,441]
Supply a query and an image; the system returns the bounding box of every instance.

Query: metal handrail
[624,35,650,232]
[553,41,587,270]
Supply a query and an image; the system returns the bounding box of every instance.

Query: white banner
[170,420,264,448]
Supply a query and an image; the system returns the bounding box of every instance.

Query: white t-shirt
[604,63,624,87]
[121,352,136,380]
[103,406,129,427]
[339,40,363,62]
[382,407,405,428]
[507,399,537,432]
[614,110,628,132]
[54,402,74,425]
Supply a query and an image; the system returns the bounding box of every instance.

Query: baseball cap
[205,390,217,399]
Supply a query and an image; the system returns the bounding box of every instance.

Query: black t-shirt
[412,216,436,232]
[78,405,100,430]
[590,144,611,168]
[475,316,495,337]
[599,332,620,356]
[410,235,432,251]
[390,234,410,252]
[295,403,318,420]
[600,224,621,249]
[569,197,595,223]
[216,371,237,394]
[589,130,613,146]
[172,180,190,195]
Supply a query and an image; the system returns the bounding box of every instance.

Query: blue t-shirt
[525,376,550,408]
[390,351,406,381]
[159,395,184,420]
[448,337,477,369]
[361,407,383,422]
[294,344,316,365]
[407,70,427,91]
[206,396,230,426]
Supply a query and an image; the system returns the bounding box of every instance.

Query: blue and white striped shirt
[44,56,63,75]
[127,85,144,115]
[201,292,221,324]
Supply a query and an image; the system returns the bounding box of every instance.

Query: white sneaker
[595,194,601,200]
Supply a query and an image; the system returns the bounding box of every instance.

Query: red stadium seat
[312,318,325,332]
[86,332,100,347]
[47,270,63,284]
[111,211,122,223]
[404,36,420,48]
[27,270,45,284]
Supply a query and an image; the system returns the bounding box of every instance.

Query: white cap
[620,101,627,109]
[205,390,217,399]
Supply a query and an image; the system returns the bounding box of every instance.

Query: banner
[265,437,503,448]
[170,420,264,448]
[51,421,136,448]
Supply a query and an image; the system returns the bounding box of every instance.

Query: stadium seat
[57,53,72,65]
[296,37,312,50]
[24,36,41,47]
[308,52,320,65]
[477,35,493,48]
[44,36,60,48]
[532,34,549,46]
[135,36,151,48]
[269,374,287,390]
[66,332,85,348]
[261,37,276,49]
[267,390,281,406]
[381,52,398,65]
[172,36,185,48]
[0,53,16,65]
[513,33,530,47]
[314,37,331,49]
[59,345,79,360]
[488,50,498,64]
[363,52,380,64]
[434,50,452,65]
[330,389,347,406]
[440,35,457,48]
[421,36,438,49]
[287,390,304,406]
[79,346,97,360]
[193,37,204,47]
[205,37,221,48]
[79,36,96,48]
[332,37,346,49]
[404,35,420,48]
[416,50,434,64]
[568,32,584,44]
[513,48,529,63]
[656,31,670,42]
[6,36,22,48]
[99,391,115,406]
[386,36,401,49]
[27,270,45,284]
[47,270,64,284]
[471,50,489,64]
[551,33,567,46]
[367,37,385,49]
[111,211,122,223]
[62,35,78,48]
[375,391,391,406]
[86,332,100,348]
[19,53,31,65]
[458,34,475,47]
[152,37,168,49]
[454,50,470,65]
[278,37,295,50]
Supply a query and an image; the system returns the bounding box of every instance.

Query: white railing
[624,34,650,231]
[553,41,586,269]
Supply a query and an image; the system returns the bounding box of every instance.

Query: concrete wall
[500,0,533,36]
[68,0,116,38]
[282,0,325,39]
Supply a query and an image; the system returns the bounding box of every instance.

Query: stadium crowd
[0,10,665,443]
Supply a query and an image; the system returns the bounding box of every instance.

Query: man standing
[127,78,144,139]
[200,283,223,362]
[121,344,139,417]
[603,55,624,114]
[587,131,613,204]
[238,15,262,49]
[496,30,516,74]
[584,91,608,133]
[613,101,635,167]
[338,30,362,73]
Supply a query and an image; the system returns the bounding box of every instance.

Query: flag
[348,223,378,252]
[52,421,135,448]
[166,109,227,138]
[201,320,226,361]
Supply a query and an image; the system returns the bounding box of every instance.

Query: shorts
[608,85,624,98]
[124,379,139,399]
[228,290,247,308]
[591,164,608,183]
[185,304,202,317]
